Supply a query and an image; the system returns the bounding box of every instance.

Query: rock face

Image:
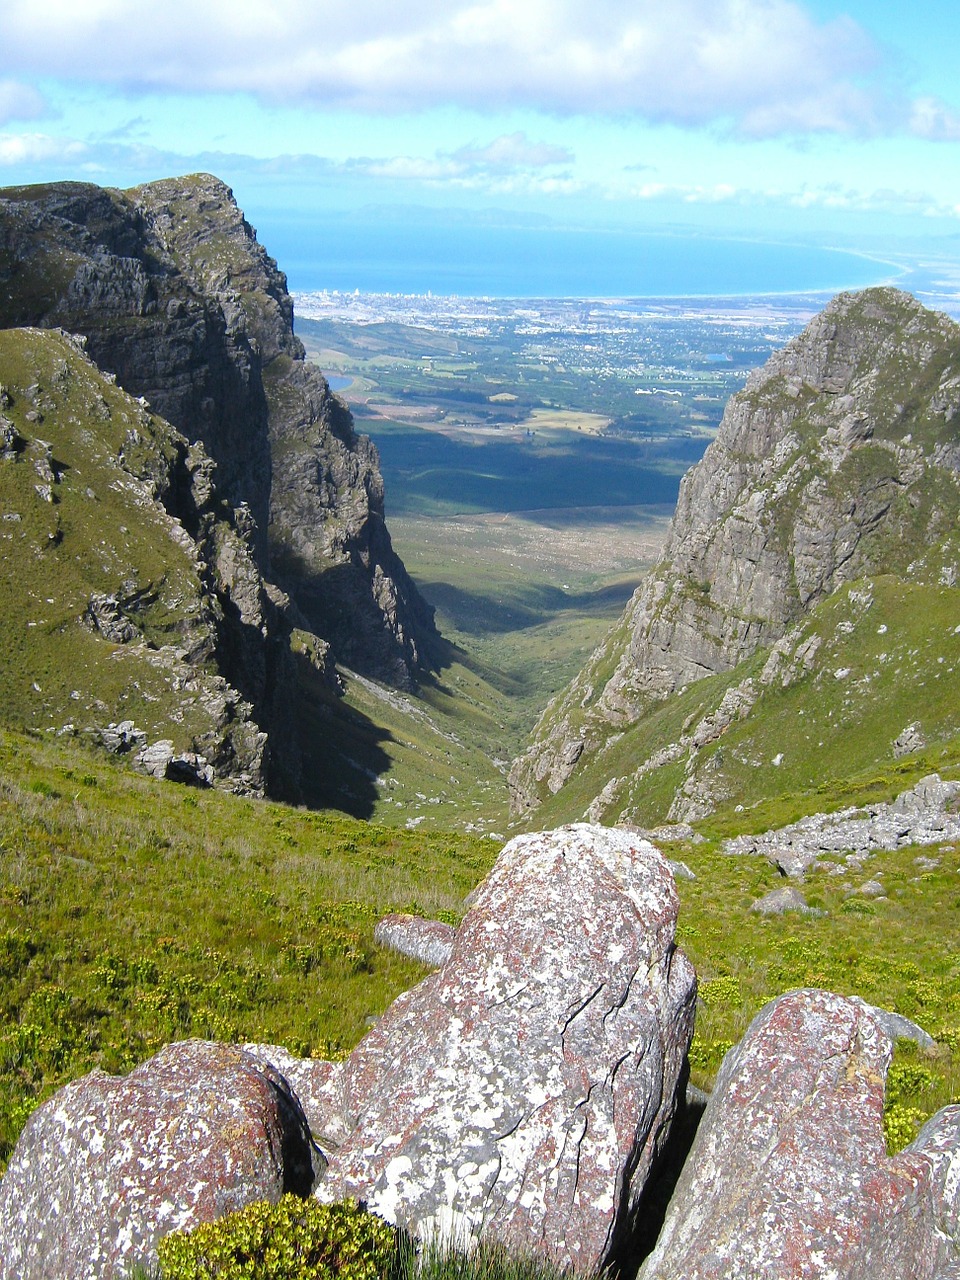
[373,912,457,967]
[511,289,960,817]
[0,326,270,792]
[639,989,960,1280]
[0,1040,318,1280]
[724,772,960,877]
[317,824,697,1274]
[0,174,438,690]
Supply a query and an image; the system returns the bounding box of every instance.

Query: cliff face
[510,288,960,816]
[0,326,269,792]
[0,174,437,689]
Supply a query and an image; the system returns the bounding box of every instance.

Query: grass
[665,834,960,1144]
[520,573,960,832]
[0,725,495,1173]
[0,326,253,756]
[3,716,959,1182]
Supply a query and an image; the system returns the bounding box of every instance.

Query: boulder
[373,912,457,967]
[317,824,696,1274]
[240,1043,350,1153]
[639,989,960,1280]
[751,886,819,915]
[0,1040,318,1280]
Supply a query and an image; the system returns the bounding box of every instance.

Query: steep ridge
[510,288,960,821]
[0,326,270,791]
[0,173,438,688]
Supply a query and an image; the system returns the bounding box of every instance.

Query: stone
[851,1000,935,1051]
[97,719,147,753]
[894,721,927,758]
[721,774,960,877]
[316,824,697,1275]
[750,885,819,915]
[240,1044,350,1155]
[0,1040,318,1280]
[82,593,138,643]
[639,990,960,1280]
[373,913,457,967]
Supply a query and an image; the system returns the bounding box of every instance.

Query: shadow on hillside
[288,648,394,819]
[418,578,641,637]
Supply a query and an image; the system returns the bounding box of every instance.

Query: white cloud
[344,131,574,188]
[0,0,916,136]
[909,96,960,142]
[0,132,88,165]
[0,79,47,126]
[452,133,573,171]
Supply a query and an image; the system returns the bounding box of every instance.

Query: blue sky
[2,1,960,258]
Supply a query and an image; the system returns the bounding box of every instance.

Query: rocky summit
[0,173,438,690]
[510,288,960,824]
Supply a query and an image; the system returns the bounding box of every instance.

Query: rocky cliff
[0,173,438,689]
[0,325,270,791]
[510,288,960,818]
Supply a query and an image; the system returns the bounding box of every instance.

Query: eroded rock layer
[0,173,437,688]
[510,289,960,817]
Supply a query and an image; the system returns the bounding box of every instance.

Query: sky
[2,1,960,269]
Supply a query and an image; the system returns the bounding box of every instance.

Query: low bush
[156,1196,399,1280]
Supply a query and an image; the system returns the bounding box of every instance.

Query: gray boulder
[0,1040,318,1280]
[373,912,457,967]
[723,773,960,877]
[639,989,960,1280]
[751,885,820,915]
[317,823,696,1274]
[240,1043,350,1154]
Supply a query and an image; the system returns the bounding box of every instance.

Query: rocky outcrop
[0,326,269,792]
[511,289,960,816]
[0,174,438,690]
[0,826,696,1277]
[639,989,960,1280]
[0,1040,318,1280]
[316,824,696,1274]
[724,772,960,877]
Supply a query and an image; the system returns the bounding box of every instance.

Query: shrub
[156,1196,400,1280]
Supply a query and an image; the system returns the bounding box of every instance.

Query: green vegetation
[668,836,960,1150]
[156,1196,399,1280]
[2,717,958,1180]
[152,1197,576,1280]
[0,726,494,1172]
[523,574,960,830]
[0,326,236,754]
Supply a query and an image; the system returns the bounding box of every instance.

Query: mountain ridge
[509,287,960,825]
[0,172,438,691]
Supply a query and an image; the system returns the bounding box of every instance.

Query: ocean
[267,219,897,299]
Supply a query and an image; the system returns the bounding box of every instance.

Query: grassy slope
[2,722,957,1180]
[0,327,230,752]
[0,726,495,1171]
[524,574,960,832]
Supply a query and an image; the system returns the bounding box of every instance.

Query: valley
[3,175,960,1276]
[291,293,813,830]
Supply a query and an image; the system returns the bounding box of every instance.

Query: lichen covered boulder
[0,1040,318,1280]
[639,989,960,1280]
[317,823,697,1274]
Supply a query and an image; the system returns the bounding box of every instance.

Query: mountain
[0,325,271,791]
[0,173,438,689]
[509,288,960,826]
[0,173,445,802]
